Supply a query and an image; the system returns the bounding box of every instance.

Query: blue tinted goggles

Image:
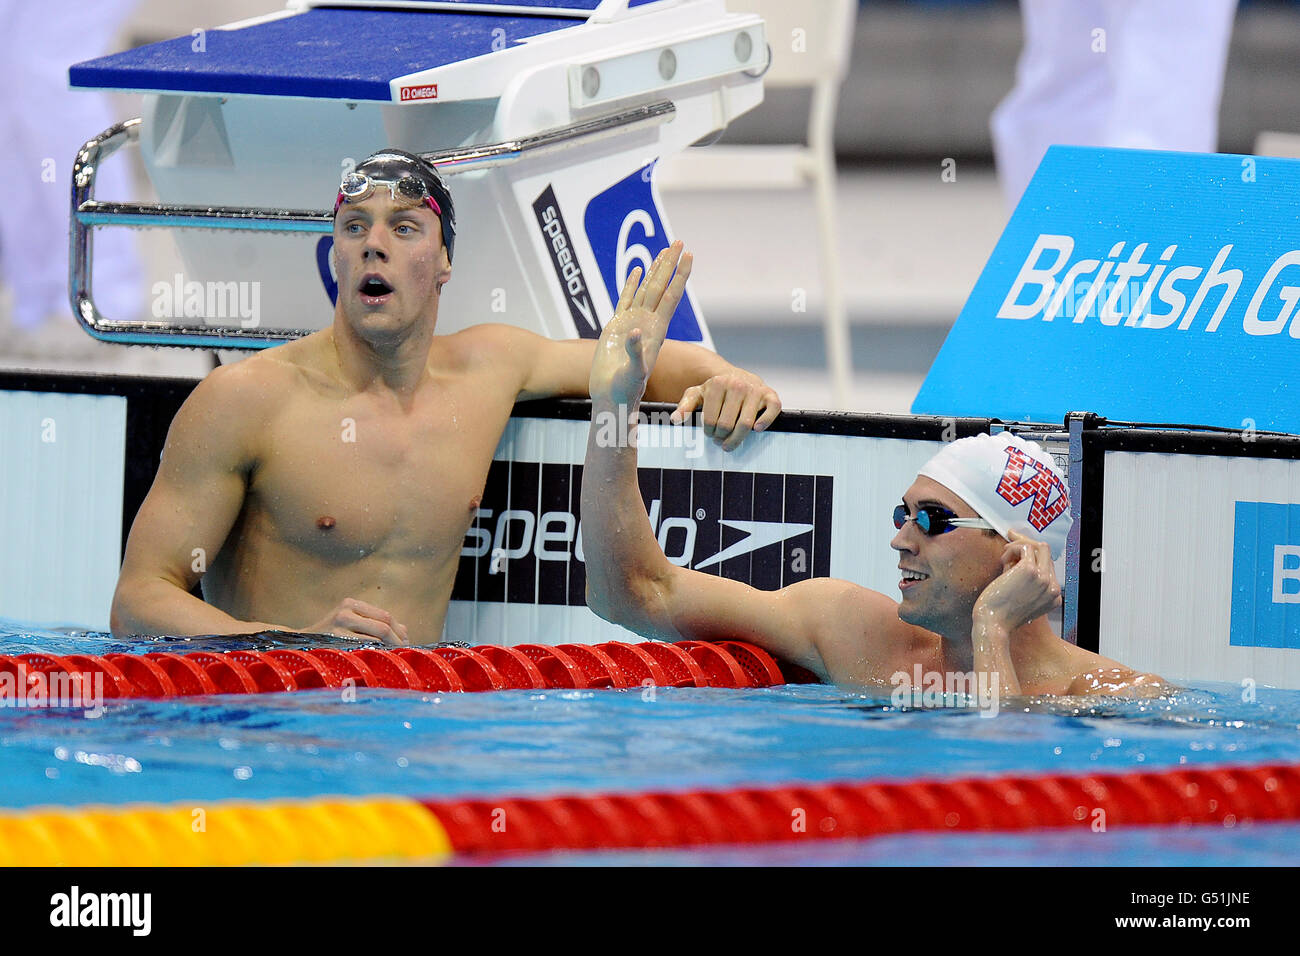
[893,504,996,536]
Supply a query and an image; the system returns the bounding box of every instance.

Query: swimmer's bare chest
[208,366,517,631]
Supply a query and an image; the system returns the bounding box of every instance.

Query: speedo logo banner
[914,146,1300,433]
[451,461,833,606]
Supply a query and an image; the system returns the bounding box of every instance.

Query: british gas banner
[913,146,1300,434]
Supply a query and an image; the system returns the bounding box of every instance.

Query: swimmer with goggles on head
[334,149,457,262]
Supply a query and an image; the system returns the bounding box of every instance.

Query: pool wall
[444,407,990,646]
[1083,426,1300,688]
[3,369,1298,687]
[0,387,126,627]
[0,370,994,638]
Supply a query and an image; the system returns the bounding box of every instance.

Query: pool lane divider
[0,796,452,866]
[3,762,1298,865]
[0,640,806,699]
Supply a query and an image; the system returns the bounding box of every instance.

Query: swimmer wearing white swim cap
[582,259,1169,699]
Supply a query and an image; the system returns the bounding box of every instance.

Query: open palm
[590,241,693,407]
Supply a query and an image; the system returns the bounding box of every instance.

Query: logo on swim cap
[917,433,1072,559]
[994,445,1069,532]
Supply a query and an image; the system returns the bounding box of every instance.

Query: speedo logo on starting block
[452,461,833,606]
[533,185,599,338]
[999,235,1300,335]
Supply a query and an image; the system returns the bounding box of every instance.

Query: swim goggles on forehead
[893,504,996,536]
[334,171,443,217]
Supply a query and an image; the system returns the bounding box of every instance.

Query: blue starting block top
[302,1,603,11]
[69,7,585,101]
[289,1,664,12]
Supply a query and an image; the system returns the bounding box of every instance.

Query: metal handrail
[69,101,676,349]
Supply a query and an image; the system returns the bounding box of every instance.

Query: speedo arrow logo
[455,462,833,607]
[691,519,816,571]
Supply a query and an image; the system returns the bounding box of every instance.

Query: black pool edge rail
[9,368,1300,660]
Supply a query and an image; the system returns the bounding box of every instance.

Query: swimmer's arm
[1067,668,1174,698]
[970,533,1065,697]
[969,616,1020,697]
[509,326,735,404]
[582,402,903,682]
[111,366,280,638]
[582,490,822,679]
[581,245,898,681]
[522,332,782,452]
[472,254,781,449]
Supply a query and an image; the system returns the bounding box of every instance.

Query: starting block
[68,0,771,348]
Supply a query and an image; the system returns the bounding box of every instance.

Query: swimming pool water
[3,620,1299,865]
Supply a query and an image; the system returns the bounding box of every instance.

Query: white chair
[656,0,857,408]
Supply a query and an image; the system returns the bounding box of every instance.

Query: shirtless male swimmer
[111,149,780,645]
[582,246,1169,697]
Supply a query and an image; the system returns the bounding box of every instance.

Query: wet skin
[112,197,778,644]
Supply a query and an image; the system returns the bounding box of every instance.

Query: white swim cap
[917,433,1072,560]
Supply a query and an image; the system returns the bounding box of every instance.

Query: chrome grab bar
[69,101,676,349]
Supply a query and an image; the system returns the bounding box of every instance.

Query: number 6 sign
[584,163,704,343]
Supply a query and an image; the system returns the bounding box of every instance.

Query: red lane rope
[0,641,786,699]
[12,644,1294,853]
[421,763,1300,853]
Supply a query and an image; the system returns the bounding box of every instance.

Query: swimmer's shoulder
[172,338,326,448]
[160,361,268,473]
[1065,648,1173,698]
[777,577,928,683]
[425,325,553,397]
[211,333,343,399]
[447,323,527,348]
[425,324,494,371]
[437,323,555,371]
[247,332,340,386]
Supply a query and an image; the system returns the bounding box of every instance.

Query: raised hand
[590,241,693,407]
